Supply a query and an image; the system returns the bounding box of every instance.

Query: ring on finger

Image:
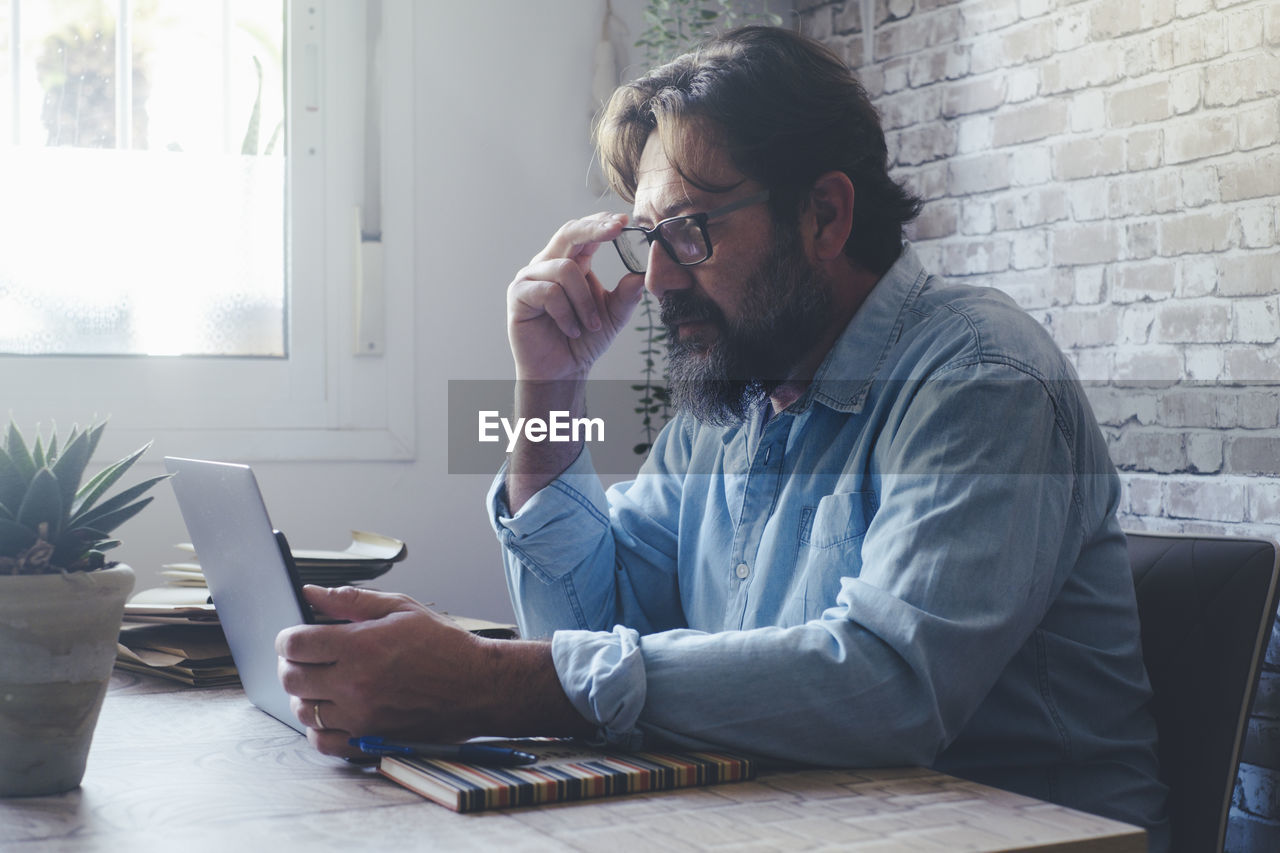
[313,701,327,731]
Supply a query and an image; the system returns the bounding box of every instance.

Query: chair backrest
[1127,531,1280,853]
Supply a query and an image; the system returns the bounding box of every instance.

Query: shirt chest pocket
[799,491,878,549]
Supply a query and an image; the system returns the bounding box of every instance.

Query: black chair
[1127,531,1280,853]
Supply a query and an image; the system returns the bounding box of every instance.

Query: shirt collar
[789,241,929,416]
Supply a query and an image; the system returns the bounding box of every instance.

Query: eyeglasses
[612,190,770,275]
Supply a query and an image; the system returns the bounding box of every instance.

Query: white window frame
[2,0,416,463]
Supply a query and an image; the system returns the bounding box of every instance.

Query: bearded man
[277,27,1168,848]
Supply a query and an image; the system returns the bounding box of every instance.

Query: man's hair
[595,26,921,275]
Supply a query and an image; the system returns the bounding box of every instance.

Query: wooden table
[1,672,1145,852]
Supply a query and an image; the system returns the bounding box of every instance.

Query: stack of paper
[162,530,409,588]
[116,622,238,687]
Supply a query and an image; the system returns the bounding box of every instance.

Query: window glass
[0,0,285,356]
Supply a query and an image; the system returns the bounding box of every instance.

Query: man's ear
[807,171,855,262]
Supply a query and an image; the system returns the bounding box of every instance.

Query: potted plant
[0,421,166,797]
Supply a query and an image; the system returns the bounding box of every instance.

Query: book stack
[116,531,410,686]
[378,739,757,812]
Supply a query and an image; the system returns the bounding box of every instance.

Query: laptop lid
[164,457,310,734]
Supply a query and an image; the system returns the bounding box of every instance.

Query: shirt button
[735,562,750,579]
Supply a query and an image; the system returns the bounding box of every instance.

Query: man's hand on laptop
[275,585,591,758]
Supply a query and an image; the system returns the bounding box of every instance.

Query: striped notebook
[378,739,756,812]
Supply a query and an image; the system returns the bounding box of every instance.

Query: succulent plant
[0,422,167,574]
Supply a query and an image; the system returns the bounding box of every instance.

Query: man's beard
[660,223,833,426]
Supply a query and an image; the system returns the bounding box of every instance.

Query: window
[0,0,415,461]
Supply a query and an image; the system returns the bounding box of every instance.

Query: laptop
[164,457,312,734]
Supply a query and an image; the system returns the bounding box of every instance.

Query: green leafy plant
[0,422,167,575]
[630,0,782,455]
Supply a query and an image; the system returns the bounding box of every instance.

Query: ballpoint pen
[349,736,539,767]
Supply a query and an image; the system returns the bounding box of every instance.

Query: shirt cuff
[551,626,647,748]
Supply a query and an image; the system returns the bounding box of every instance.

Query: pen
[349,736,539,766]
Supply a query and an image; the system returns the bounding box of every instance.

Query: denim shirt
[488,244,1168,844]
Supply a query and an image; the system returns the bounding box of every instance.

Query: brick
[1144,0,1177,28]
[911,199,959,240]
[1180,165,1220,208]
[1064,178,1106,221]
[882,57,911,93]
[1113,264,1176,303]
[1187,433,1224,473]
[1163,114,1235,164]
[1169,68,1201,114]
[1011,230,1049,270]
[1114,346,1182,381]
[962,198,996,234]
[1218,253,1280,297]
[942,77,1006,117]
[1220,153,1280,202]
[956,116,992,154]
[1120,303,1160,344]
[802,5,835,40]
[1088,388,1160,428]
[1002,19,1056,65]
[1158,384,1235,427]
[1226,434,1280,477]
[1010,146,1051,185]
[892,122,958,165]
[948,152,1013,195]
[1074,266,1106,303]
[1183,345,1225,380]
[1126,128,1163,171]
[1050,305,1123,348]
[1054,222,1122,266]
[1234,297,1280,343]
[1124,476,1165,516]
[1167,478,1246,521]
[1052,134,1127,180]
[1240,204,1278,250]
[904,161,950,199]
[1069,90,1106,133]
[1159,210,1235,255]
[1175,0,1212,16]
[878,90,943,130]
[1269,3,1280,46]
[834,1,866,34]
[1205,53,1280,108]
[1226,7,1265,51]
[1110,171,1180,217]
[1172,17,1227,66]
[960,0,1021,34]
[993,187,1070,229]
[1248,481,1280,525]
[1056,9,1091,51]
[1019,0,1053,18]
[987,268,1074,310]
[908,45,970,88]
[1226,344,1280,381]
[1239,100,1280,150]
[1112,430,1188,473]
[1090,0,1144,40]
[940,238,1011,275]
[1006,68,1039,102]
[1155,301,1232,342]
[1240,390,1280,429]
[1179,255,1219,298]
[1042,43,1126,94]
[991,100,1070,146]
[1125,221,1160,260]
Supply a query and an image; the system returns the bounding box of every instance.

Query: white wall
[117,0,653,622]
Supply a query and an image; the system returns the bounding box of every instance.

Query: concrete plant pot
[0,565,134,797]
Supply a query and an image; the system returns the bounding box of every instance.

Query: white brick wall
[799,0,1279,847]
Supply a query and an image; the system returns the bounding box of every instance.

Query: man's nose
[644,241,693,302]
